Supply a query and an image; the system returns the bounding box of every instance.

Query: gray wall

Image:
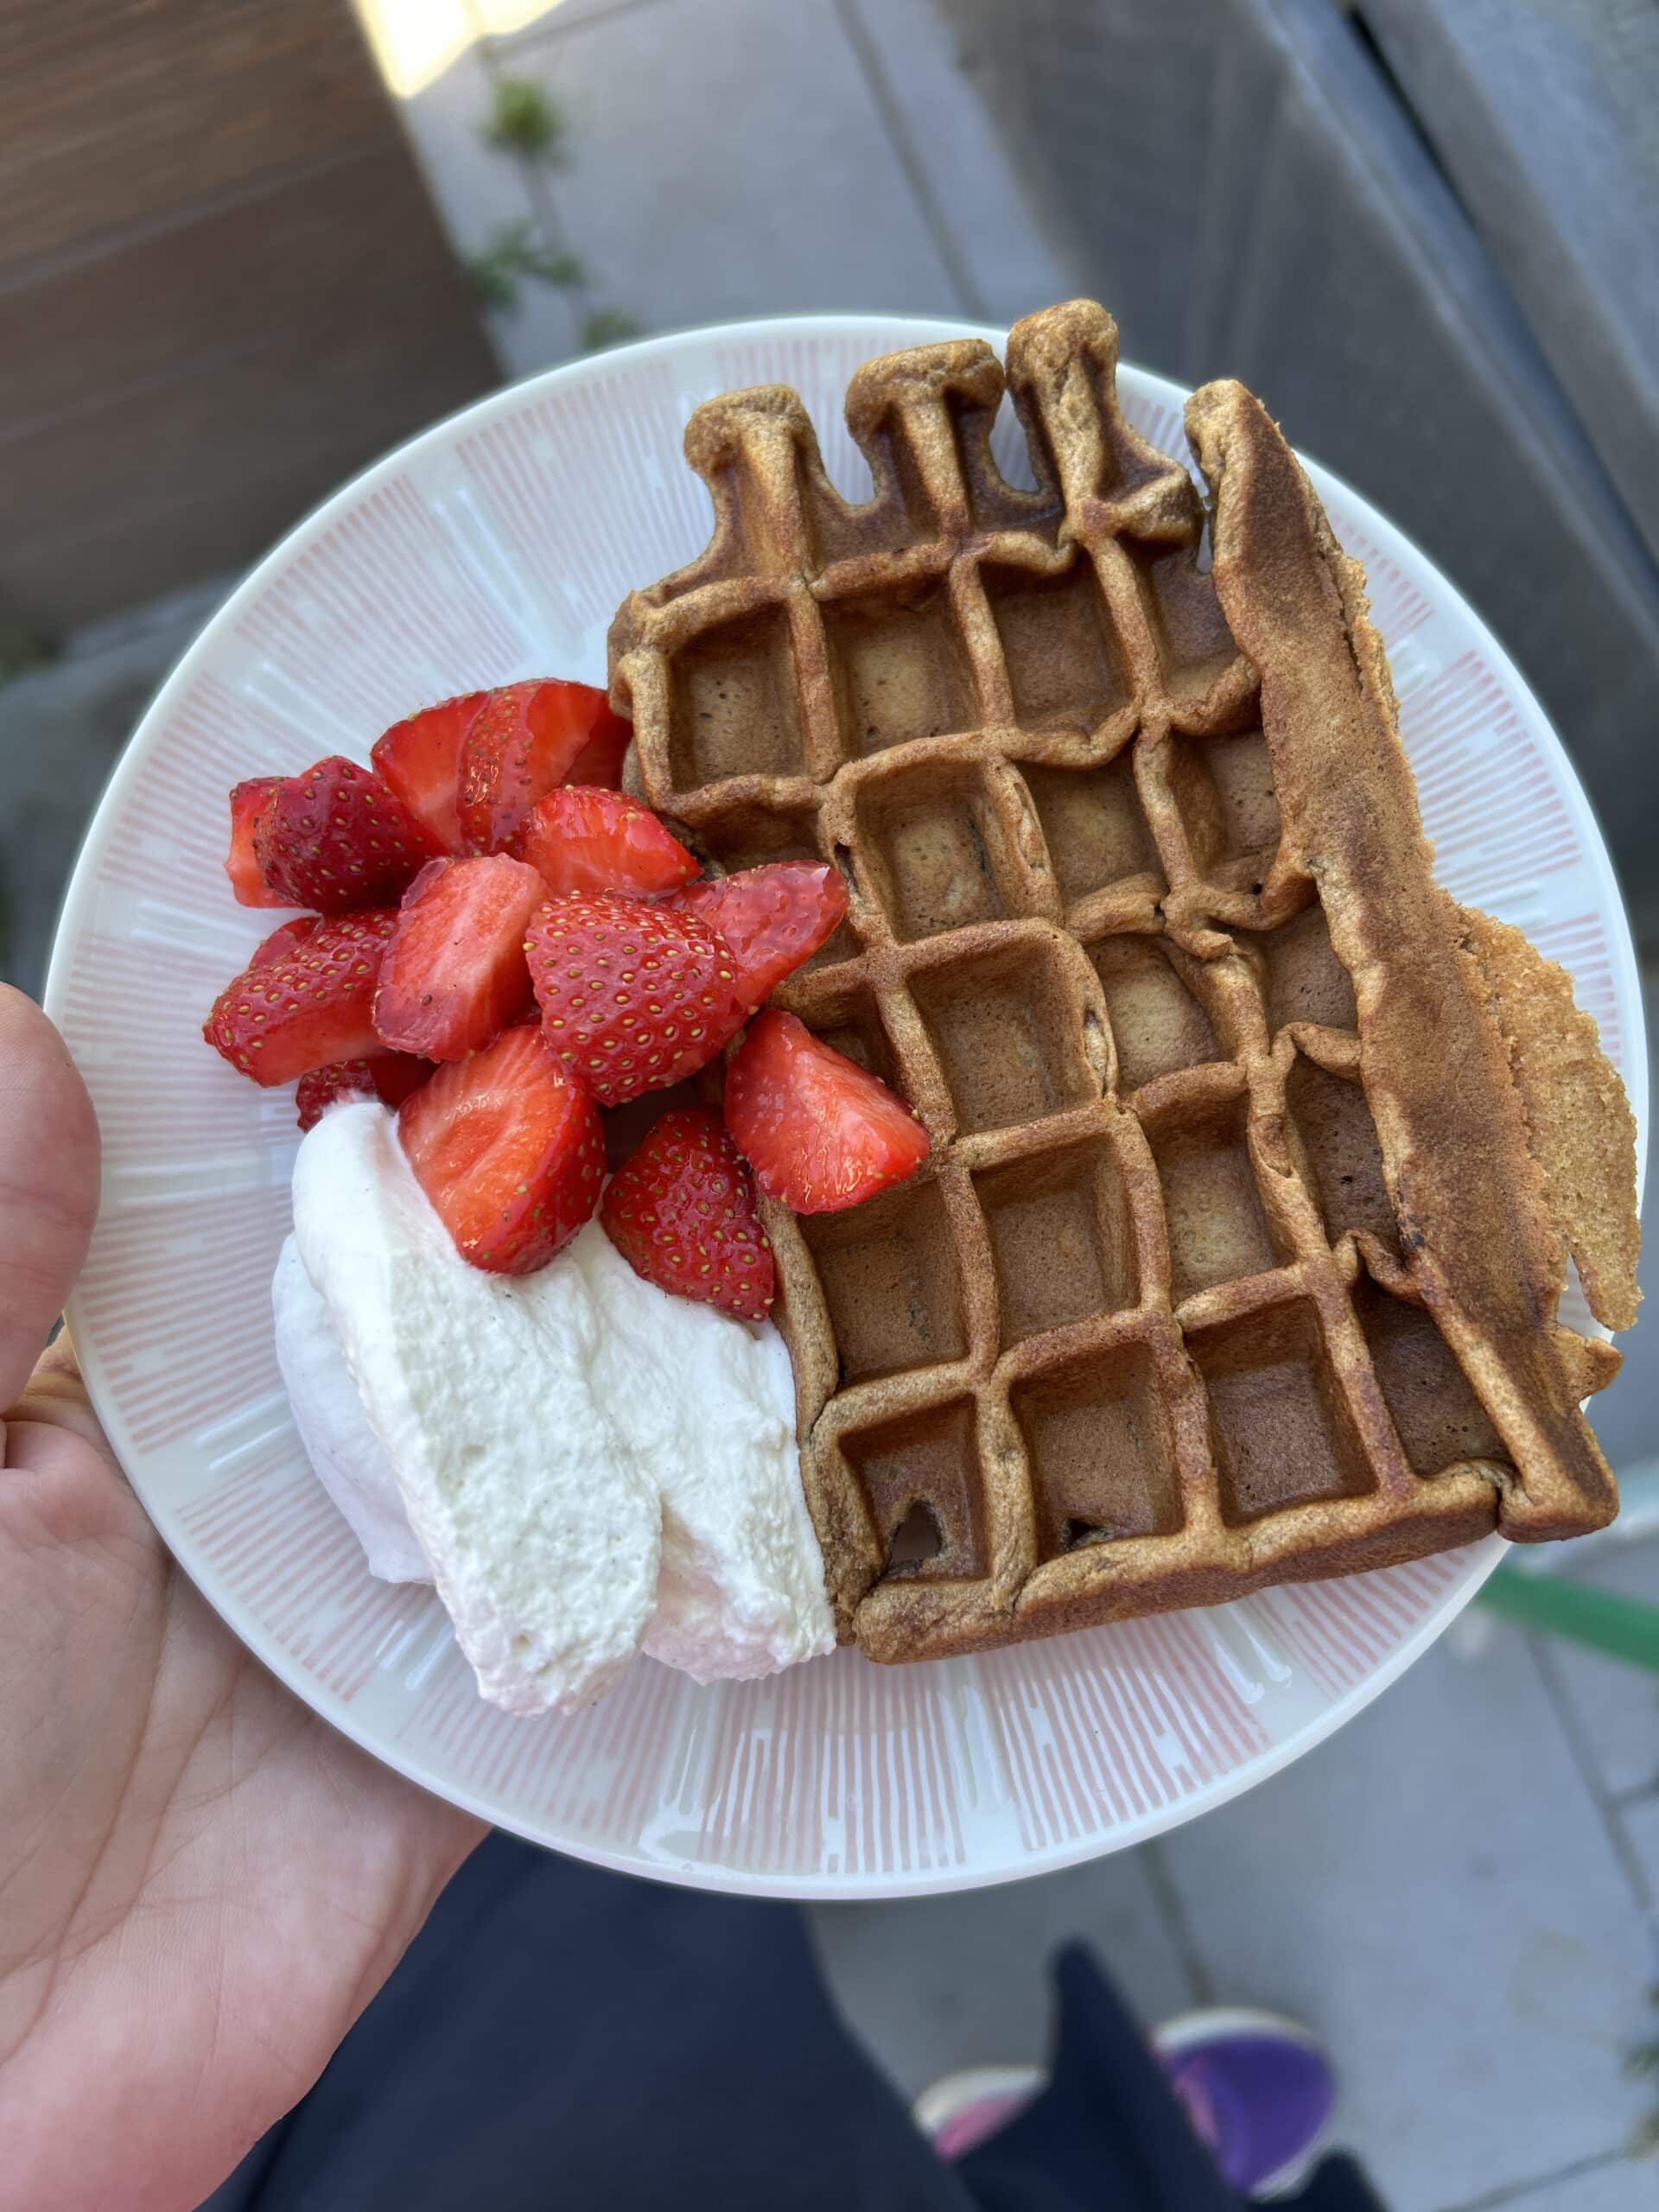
[939,0,1659,941]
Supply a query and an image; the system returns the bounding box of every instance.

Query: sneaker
[1154,2008,1336,2196]
[912,2064,1044,2162]
[913,2008,1335,2197]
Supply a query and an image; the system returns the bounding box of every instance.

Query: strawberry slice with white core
[372,852,544,1062]
[397,1025,604,1274]
[248,914,321,969]
[371,691,488,853]
[601,1107,775,1321]
[296,1052,433,1131]
[524,893,744,1107]
[225,778,289,907]
[457,679,628,853]
[724,1007,930,1213]
[667,861,848,1008]
[253,755,441,912]
[517,785,698,899]
[204,909,397,1086]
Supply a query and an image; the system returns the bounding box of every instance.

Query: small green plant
[482,77,569,163]
[470,78,640,355]
[581,309,643,353]
[466,222,586,314]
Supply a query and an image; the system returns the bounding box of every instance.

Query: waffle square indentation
[982,556,1129,734]
[1168,728,1282,897]
[1243,899,1357,1035]
[1284,1054,1401,1255]
[823,581,976,759]
[974,1139,1136,1346]
[1122,538,1241,704]
[1021,754,1163,909]
[854,759,1025,942]
[842,1397,984,1581]
[1145,1087,1277,1299]
[910,937,1100,1135]
[1092,934,1223,1093]
[1012,1340,1181,1557]
[799,1176,965,1385]
[1352,1278,1510,1478]
[668,603,805,787]
[1189,1300,1378,1524]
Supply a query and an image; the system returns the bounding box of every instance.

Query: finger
[8,1332,109,1454]
[0,988,99,1414]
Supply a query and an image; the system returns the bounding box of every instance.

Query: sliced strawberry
[248,914,321,969]
[517,786,697,899]
[371,691,487,853]
[564,705,632,790]
[204,910,397,1086]
[724,1008,929,1214]
[226,778,289,908]
[398,1025,604,1274]
[601,1107,774,1320]
[667,861,849,1008]
[296,1052,433,1131]
[457,679,626,852]
[372,852,544,1062]
[253,755,441,912]
[525,893,744,1108]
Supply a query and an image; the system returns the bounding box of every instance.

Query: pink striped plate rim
[45,317,1648,1897]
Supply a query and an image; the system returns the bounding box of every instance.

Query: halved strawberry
[296,1052,433,1131]
[226,778,289,908]
[724,1008,929,1214]
[248,914,321,969]
[457,679,627,852]
[372,852,544,1062]
[371,691,487,853]
[517,786,697,899]
[564,706,632,790]
[253,756,441,912]
[600,1107,774,1320]
[398,1025,604,1274]
[667,861,848,1008]
[204,910,397,1086]
[525,893,743,1107]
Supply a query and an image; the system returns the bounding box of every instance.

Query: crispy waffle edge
[607,299,1641,1664]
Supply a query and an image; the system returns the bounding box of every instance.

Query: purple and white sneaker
[913,2007,1336,2197]
[1154,2008,1336,2196]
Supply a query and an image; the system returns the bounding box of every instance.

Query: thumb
[0,987,100,1413]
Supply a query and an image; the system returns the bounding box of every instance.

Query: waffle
[608,300,1640,1662]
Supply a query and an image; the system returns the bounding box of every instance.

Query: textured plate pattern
[46,319,1647,1897]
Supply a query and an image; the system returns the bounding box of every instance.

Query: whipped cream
[272,1237,429,1582]
[280,1103,833,1713]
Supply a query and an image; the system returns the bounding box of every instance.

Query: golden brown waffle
[609,299,1640,1662]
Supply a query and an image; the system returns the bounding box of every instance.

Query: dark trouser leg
[201,1842,1389,2212]
[957,1946,1389,2212]
[200,1831,974,2212]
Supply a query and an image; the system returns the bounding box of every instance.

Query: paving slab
[497,0,969,334]
[1157,1630,1653,2208]
[0,583,224,1000]
[809,1844,1198,2102]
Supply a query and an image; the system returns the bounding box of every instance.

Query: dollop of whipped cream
[276,1102,833,1714]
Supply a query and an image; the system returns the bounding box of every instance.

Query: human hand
[0,988,486,2211]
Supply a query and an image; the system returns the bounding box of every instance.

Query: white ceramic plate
[45,316,1648,1899]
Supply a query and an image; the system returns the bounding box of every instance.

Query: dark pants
[202,1833,1385,2210]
